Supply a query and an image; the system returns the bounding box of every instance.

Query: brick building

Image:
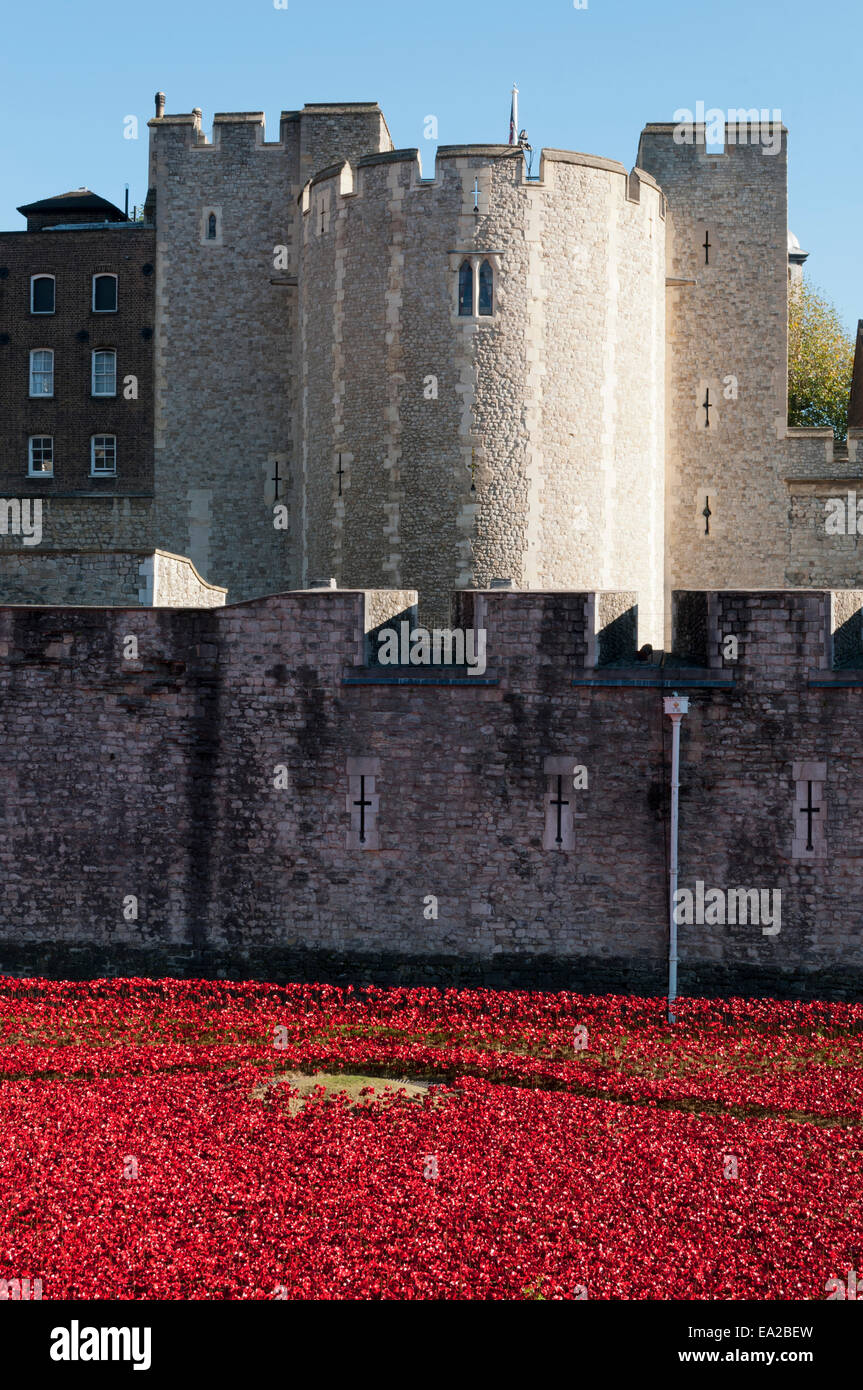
[0,191,155,493]
[0,189,160,600]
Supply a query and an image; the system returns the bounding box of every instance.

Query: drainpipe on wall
[663,692,690,1024]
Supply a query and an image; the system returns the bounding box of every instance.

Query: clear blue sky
[1,0,859,331]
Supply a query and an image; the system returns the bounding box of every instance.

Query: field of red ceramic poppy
[1,978,861,1300]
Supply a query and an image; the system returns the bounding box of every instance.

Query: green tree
[788,279,855,439]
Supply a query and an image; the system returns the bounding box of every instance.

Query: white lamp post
[663,692,690,1024]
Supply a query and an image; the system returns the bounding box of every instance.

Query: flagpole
[510,83,518,145]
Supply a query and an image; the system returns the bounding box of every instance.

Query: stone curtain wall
[0,587,862,996]
[784,426,863,587]
[300,147,665,636]
[0,493,155,605]
[0,552,148,605]
[4,496,156,552]
[0,547,227,606]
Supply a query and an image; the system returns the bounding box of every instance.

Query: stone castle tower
[300,145,666,634]
[144,101,394,605]
[1,99,860,647]
[132,101,863,642]
[144,102,667,635]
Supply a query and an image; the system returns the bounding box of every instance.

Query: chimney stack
[154,92,165,119]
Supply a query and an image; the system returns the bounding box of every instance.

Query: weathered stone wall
[297,103,393,188]
[300,146,666,637]
[148,110,298,602]
[151,550,227,607]
[0,491,154,604]
[0,547,227,606]
[637,125,863,640]
[147,102,394,606]
[0,587,861,998]
[637,125,790,643]
[0,496,153,554]
[0,552,147,605]
[784,427,863,586]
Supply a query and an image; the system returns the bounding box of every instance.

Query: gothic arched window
[478,259,493,316]
[458,259,473,316]
[207,212,217,241]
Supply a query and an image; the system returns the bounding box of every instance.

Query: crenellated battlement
[782,425,862,471]
[148,100,390,156]
[638,120,787,162]
[2,585,851,683]
[148,109,290,151]
[298,143,667,213]
[4,583,863,994]
[25,95,858,673]
[296,138,666,638]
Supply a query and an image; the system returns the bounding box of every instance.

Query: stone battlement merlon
[150,105,387,147]
[638,121,788,162]
[781,423,860,472]
[298,143,668,212]
[148,109,291,152]
[307,159,353,189]
[0,587,860,682]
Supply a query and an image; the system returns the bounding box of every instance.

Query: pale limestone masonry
[146,102,392,602]
[637,126,790,641]
[148,550,227,607]
[300,147,666,636]
[637,125,863,644]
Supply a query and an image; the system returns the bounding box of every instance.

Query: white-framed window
[30,275,55,314]
[28,436,53,476]
[92,274,118,313]
[457,256,494,318]
[91,349,117,396]
[91,435,117,476]
[29,349,54,396]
